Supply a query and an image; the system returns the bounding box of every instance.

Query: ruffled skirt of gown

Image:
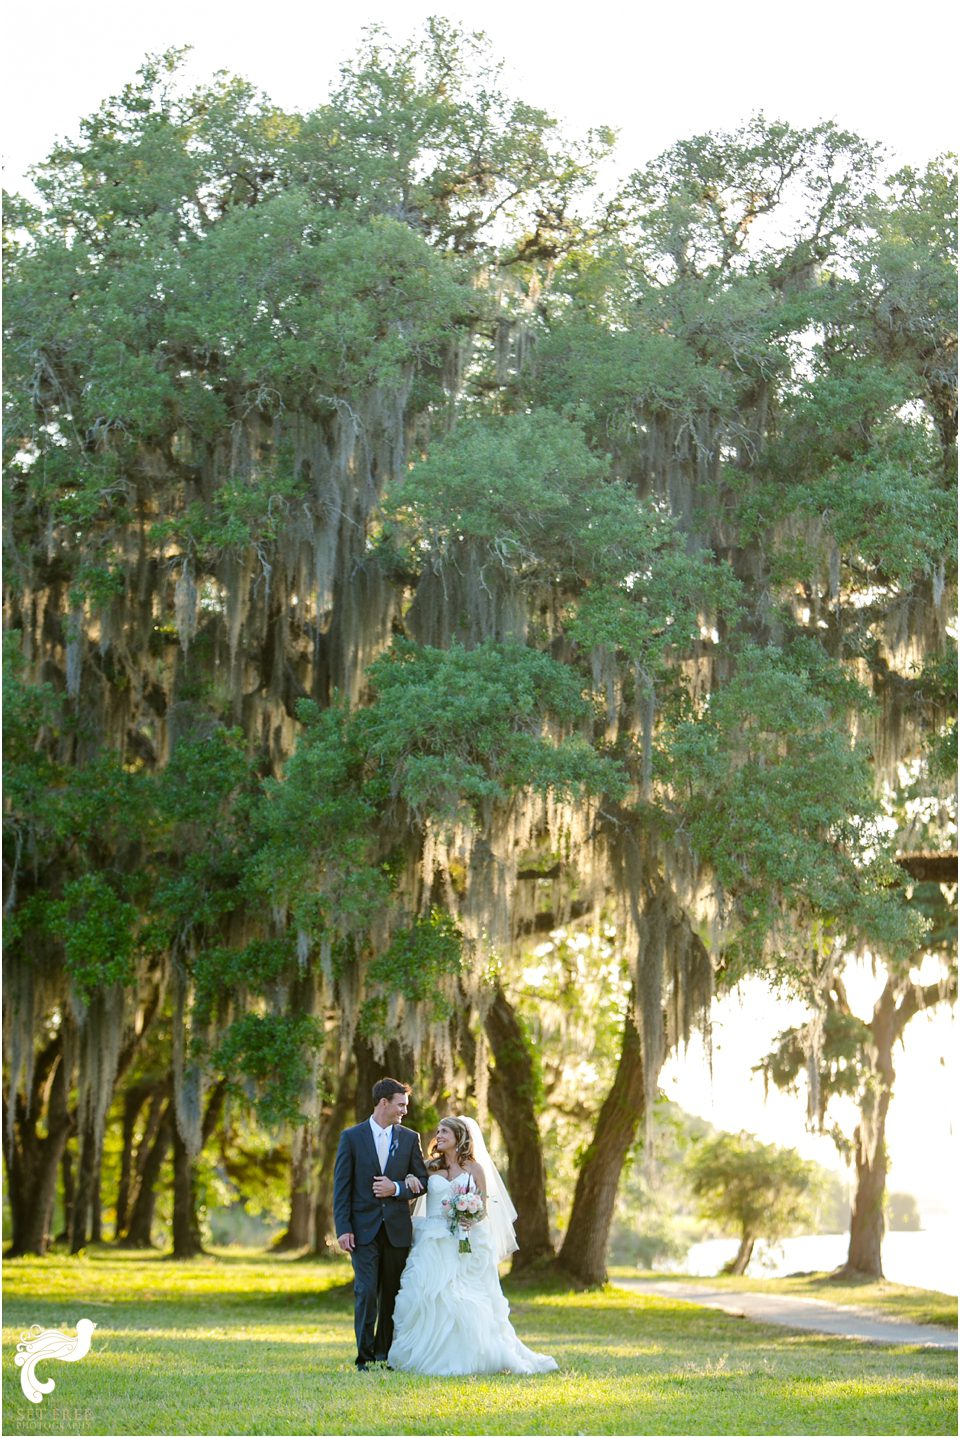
[387,1214,557,1376]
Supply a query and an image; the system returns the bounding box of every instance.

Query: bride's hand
[404,1173,424,1195]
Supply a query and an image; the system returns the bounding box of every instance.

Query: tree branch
[894,971,958,1037]
[895,852,958,884]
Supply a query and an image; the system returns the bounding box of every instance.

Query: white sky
[2,0,957,192]
[2,0,957,1223]
[660,969,957,1220]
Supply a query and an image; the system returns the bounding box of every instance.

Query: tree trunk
[90,1160,103,1243]
[68,980,157,1252]
[69,1111,100,1252]
[833,984,897,1281]
[115,1081,154,1239]
[483,983,554,1269]
[556,1003,645,1286]
[3,1040,72,1257]
[273,1123,315,1251]
[169,1077,227,1258]
[353,1035,411,1122]
[841,1125,889,1279]
[120,1100,171,1248]
[313,1066,355,1255]
[56,1146,75,1244]
[722,1233,755,1275]
[171,1121,206,1258]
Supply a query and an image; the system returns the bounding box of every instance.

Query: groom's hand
[338,1232,355,1252]
[372,1175,398,1198]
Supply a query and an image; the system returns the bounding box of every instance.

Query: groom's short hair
[372,1077,411,1103]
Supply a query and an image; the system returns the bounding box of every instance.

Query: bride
[387,1115,558,1376]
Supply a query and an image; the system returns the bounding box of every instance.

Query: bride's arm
[464,1160,487,1200]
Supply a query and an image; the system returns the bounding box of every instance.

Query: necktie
[377,1125,390,1172]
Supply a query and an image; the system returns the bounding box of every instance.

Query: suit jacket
[333,1121,429,1247]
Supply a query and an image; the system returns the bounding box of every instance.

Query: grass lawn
[607,1268,959,1330]
[2,1247,956,1436]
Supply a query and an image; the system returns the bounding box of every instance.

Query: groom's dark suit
[333,1120,429,1366]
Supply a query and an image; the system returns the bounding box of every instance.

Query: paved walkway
[615,1278,958,1349]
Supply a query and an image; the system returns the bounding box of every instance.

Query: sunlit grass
[608,1267,959,1329]
[2,1247,955,1435]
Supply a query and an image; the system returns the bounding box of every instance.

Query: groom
[333,1077,429,1369]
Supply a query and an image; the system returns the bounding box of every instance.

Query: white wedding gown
[387,1173,558,1376]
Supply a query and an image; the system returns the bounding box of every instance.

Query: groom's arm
[333,1130,355,1249]
[395,1132,429,1201]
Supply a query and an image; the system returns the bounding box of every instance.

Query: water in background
[674,1222,958,1296]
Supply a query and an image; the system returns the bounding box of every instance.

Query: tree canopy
[3,27,955,1270]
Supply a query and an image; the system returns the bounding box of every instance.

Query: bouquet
[441,1188,487,1252]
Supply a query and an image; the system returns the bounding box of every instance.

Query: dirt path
[615,1277,958,1349]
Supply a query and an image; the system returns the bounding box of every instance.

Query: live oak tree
[3,28,954,1273]
[753,156,958,1280]
[758,845,957,1280]
[2,33,611,1256]
[685,1130,820,1276]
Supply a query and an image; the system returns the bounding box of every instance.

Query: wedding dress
[387,1171,558,1376]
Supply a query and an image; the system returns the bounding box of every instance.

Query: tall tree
[759,851,957,1279]
[4,35,953,1267]
[686,1131,820,1276]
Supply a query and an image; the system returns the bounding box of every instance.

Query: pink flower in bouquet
[442,1187,487,1251]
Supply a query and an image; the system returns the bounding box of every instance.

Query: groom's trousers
[351,1223,408,1365]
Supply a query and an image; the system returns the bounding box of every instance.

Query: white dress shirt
[369,1116,401,1196]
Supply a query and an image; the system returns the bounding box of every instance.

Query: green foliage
[47,874,139,995]
[804,442,953,587]
[211,1012,325,1129]
[621,117,880,280]
[359,909,464,1036]
[193,938,297,1022]
[3,636,152,973]
[3,49,480,569]
[3,30,955,1262]
[666,640,922,973]
[915,649,958,780]
[149,728,258,946]
[886,1191,921,1231]
[250,702,388,939]
[741,367,955,593]
[569,542,740,672]
[369,909,462,1006]
[157,728,252,827]
[293,18,611,256]
[2,633,64,837]
[511,933,625,1211]
[26,49,293,247]
[528,316,734,435]
[393,408,740,669]
[758,1006,872,1136]
[685,1129,820,1248]
[164,198,476,402]
[392,408,610,563]
[854,155,958,444]
[359,638,625,821]
[149,457,309,558]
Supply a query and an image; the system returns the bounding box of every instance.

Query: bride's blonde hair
[426,1115,474,1172]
